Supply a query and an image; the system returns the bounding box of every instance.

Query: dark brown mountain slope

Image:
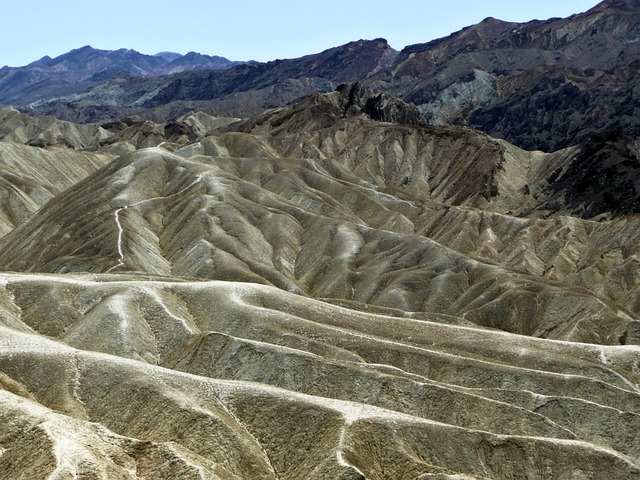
[20,39,398,123]
[369,0,640,150]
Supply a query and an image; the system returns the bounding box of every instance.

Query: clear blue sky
[2,1,601,67]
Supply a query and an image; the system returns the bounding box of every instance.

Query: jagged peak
[27,55,53,67]
[312,37,394,57]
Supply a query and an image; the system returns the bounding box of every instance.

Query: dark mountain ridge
[15,38,398,125]
[0,45,240,106]
[372,0,640,150]
[3,0,639,152]
[150,38,397,103]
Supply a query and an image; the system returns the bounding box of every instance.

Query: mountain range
[2,0,638,152]
[0,45,240,107]
[1,1,640,478]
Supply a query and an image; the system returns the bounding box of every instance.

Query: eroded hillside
[0,86,639,478]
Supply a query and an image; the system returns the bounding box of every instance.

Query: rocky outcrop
[337,82,425,125]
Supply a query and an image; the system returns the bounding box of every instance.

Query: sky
[2,1,602,67]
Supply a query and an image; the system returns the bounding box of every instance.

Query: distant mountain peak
[74,45,98,53]
[154,51,182,62]
[479,16,507,24]
[0,46,240,107]
[27,55,52,67]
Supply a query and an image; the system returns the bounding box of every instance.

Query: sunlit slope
[0,141,112,236]
[0,272,639,479]
[0,145,633,345]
